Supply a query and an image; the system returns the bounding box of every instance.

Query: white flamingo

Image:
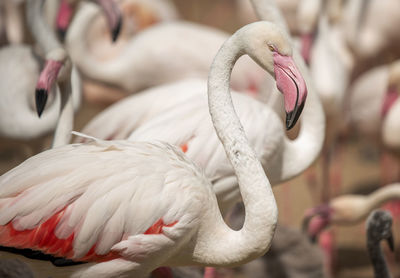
[0,0,80,158]
[343,0,400,59]
[62,0,178,105]
[303,183,400,241]
[343,0,400,78]
[347,60,400,186]
[65,2,269,99]
[348,60,400,141]
[0,20,303,278]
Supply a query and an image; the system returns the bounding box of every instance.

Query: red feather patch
[0,208,177,263]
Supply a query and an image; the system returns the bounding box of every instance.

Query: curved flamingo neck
[52,78,74,147]
[367,240,391,278]
[193,24,278,266]
[26,0,62,54]
[365,184,400,214]
[26,0,74,147]
[66,3,135,90]
[249,0,325,184]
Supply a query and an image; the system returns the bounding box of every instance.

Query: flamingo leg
[321,148,332,203]
[305,166,320,205]
[204,266,217,278]
[319,230,337,278]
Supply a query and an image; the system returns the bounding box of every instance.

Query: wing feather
[0,140,208,261]
[78,79,206,141]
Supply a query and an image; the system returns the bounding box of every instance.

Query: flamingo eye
[268,44,276,52]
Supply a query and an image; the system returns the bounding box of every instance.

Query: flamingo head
[56,0,122,42]
[366,210,394,252]
[302,204,334,242]
[35,49,69,117]
[243,22,308,130]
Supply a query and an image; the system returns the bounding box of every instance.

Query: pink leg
[330,140,343,197]
[319,230,337,277]
[305,166,320,205]
[321,149,332,203]
[204,267,217,278]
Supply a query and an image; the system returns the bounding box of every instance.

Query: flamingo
[65,2,270,100]
[0,0,125,159]
[302,183,400,241]
[61,0,178,105]
[366,210,394,278]
[348,60,400,141]
[0,20,307,278]
[0,0,81,161]
[347,59,400,190]
[342,0,400,78]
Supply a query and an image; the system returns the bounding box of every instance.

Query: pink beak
[273,52,308,130]
[35,60,63,117]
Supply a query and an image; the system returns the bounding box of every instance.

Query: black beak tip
[285,101,305,130]
[57,28,67,42]
[35,89,48,118]
[387,234,395,252]
[111,17,122,43]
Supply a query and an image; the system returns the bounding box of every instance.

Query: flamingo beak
[35,60,63,117]
[387,232,395,252]
[55,0,75,42]
[95,0,123,42]
[36,89,48,118]
[273,53,308,130]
